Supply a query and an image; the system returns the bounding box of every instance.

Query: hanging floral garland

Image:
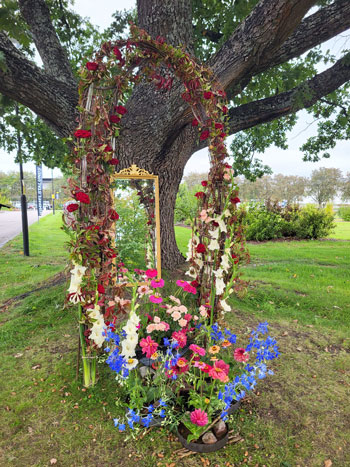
[63,24,248,384]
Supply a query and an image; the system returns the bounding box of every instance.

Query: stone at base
[213,420,227,438]
[202,431,217,444]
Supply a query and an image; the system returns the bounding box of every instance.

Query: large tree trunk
[2,0,350,268]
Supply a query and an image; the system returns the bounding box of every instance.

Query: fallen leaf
[324,460,332,467]
[50,459,57,465]
[31,364,41,370]
[14,353,23,358]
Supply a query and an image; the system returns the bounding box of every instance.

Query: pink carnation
[234,348,249,362]
[140,336,158,358]
[146,269,158,278]
[178,318,187,327]
[184,283,197,295]
[151,278,165,288]
[149,295,163,304]
[189,344,206,356]
[190,409,208,426]
[146,324,156,333]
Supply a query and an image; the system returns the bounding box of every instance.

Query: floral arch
[65,25,249,384]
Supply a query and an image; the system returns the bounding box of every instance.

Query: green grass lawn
[329,220,350,239]
[0,221,349,466]
[0,213,67,303]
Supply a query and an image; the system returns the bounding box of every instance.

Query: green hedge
[243,203,335,241]
[338,206,350,221]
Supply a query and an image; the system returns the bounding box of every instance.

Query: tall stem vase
[78,305,97,388]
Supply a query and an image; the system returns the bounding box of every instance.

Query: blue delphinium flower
[224,328,236,344]
[141,414,153,427]
[163,337,170,347]
[158,399,167,407]
[147,404,154,413]
[159,409,166,418]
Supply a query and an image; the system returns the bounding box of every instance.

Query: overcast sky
[1,0,349,179]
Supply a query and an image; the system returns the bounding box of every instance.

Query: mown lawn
[0,220,349,466]
[329,220,350,240]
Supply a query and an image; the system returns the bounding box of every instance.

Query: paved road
[0,210,51,248]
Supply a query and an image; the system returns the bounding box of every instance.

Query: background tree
[183,172,208,190]
[1,0,350,267]
[272,174,307,204]
[308,167,342,206]
[340,172,350,201]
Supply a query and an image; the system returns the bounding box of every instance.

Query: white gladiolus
[121,340,137,358]
[220,299,231,313]
[215,277,226,295]
[221,254,231,272]
[210,227,220,240]
[223,209,231,218]
[68,261,87,303]
[208,239,220,251]
[213,268,224,279]
[217,217,227,233]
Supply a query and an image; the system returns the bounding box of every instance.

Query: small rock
[213,420,227,438]
[139,366,155,378]
[202,431,217,444]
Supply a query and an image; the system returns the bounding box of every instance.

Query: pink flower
[162,321,170,331]
[176,280,188,288]
[179,305,188,313]
[154,316,161,324]
[151,278,165,288]
[149,295,163,304]
[172,330,187,348]
[184,283,197,295]
[189,344,206,356]
[184,313,192,322]
[140,336,158,358]
[234,348,249,362]
[146,324,156,333]
[171,311,181,321]
[178,318,187,327]
[146,269,158,278]
[209,360,230,382]
[193,361,207,369]
[169,295,181,304]
[138,285,151,296]
[190,409,208,426]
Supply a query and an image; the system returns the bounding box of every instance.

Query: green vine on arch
[63,25,248,358]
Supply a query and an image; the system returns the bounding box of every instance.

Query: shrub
[242,202,335,241]
[293,204,335,239]
[338,206,350,221]
[244,203,286,241]
[0,193,11,209]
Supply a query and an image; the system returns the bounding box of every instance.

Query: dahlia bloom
[190,409,208,426]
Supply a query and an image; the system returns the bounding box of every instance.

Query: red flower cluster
[230,197,241,204]
[194,191,205,199]
[108,158,119,165]
[115,105,127,115]
[74,129,91,139]
[97,284,105,294]
[196,243,206,254]
[75,191,91,204]
[201,180,208,187]
[110,115,121,124]
[203,91,213,100]
[109,209,119,220]
[86,62,98,71]
[199,130,210,141]
[66,203,79,213]
[192,119,199,127]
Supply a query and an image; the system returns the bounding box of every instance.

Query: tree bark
[1,0,350,269]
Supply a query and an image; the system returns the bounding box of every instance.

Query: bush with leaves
[293,204,335,239]
[338,206,350,221]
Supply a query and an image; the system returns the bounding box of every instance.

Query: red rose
[215,123,224,130]
[230,197,241,204]
[222,106,228,114]
[75,191,90,204]
[108,158,119,165]
[192,119,199,127]
[201,181,208,187]
[67,203,79,213]
[115,105,127,115]
[194,191,205,199]
[74,129,91,139]
[104,145,113,152]
[220,132,226,138]
[196,243,206,254]
[110,115,121,124]
[218,90,226,97]
[200,130,210,141]
[225,163,232,168]
[109,209,119,220]
[190,280,199,288]
[86,61,98,71]
[113,47,122,60]
[204,91,213,99]
[97,284,105,294]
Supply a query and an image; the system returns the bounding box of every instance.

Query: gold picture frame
[111,165,161,285]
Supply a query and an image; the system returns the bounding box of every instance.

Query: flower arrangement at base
[103,307,279,444]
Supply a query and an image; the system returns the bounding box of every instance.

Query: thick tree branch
[0,32,77,136]
[228,0,350,96]
[226,53,350,134]
[18,0,75,85]
[209,0,317,89]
